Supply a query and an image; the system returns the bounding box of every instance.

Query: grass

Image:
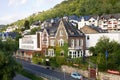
[18,69,44,80]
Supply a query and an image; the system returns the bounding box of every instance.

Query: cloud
[8,0,27,6]
[33,0,64,11]
[0,13,32,25]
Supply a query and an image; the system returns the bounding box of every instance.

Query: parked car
[71,72,83,80]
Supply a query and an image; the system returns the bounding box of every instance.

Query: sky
[0,0,64,25]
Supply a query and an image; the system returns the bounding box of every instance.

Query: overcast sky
[0,0,64,25]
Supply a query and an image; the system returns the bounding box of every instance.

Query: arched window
[60,30,63,36]
[59,39,64,46]
[60,50,64,56]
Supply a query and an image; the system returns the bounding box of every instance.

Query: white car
[71,72,83,80]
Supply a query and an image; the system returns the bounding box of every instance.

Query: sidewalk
[13,74,31,80]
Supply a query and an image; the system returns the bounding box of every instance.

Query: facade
[99,14,120,32]
[78,14,120,32]
[85,32,120,56]
[17,32,42,60]
[18,19,86,59]
[40,19,86,58]
[78,15,99,29]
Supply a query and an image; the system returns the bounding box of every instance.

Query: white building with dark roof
[99,14,120,32]
[78,15,99,29]
[85,32,120,56]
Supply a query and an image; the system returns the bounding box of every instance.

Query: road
[16,58,88,80]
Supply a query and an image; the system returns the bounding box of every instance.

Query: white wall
[85,32,120,56]
[86,33,120,48]
[19,34,42,51]
[78,17,99,29]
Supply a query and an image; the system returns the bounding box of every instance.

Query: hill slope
[13,0,120,27]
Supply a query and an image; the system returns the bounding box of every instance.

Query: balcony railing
[68,46,82,49]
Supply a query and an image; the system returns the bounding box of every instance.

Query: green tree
[90,36,120,71]
[30,27,41,34]
[24,20,30,30]
[0,39,21,80]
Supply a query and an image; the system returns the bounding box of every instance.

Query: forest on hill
[12,0,120,27]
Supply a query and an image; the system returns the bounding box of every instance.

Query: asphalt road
[16,58,88,80]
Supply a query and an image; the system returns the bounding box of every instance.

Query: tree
[15,32,22,41]
[30,27,41,34]
[0,39,21,80]
[24,20,30,30]
[89,36,120,71]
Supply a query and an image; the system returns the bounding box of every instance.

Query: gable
[55,20,68,39]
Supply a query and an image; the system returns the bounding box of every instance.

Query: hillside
[13,0,120,27]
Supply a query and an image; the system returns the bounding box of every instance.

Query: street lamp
[63,68,66,80]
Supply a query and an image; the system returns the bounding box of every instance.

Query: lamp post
[63,68,66,80]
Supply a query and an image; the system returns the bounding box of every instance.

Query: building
[78,14,120,32]
[17,32,42,60]
[78,15,99,29]
[30,20,41,30]
[99,14,120,32]
[55,19,85,58]
[85,32,120,56]
[17,19,86,59]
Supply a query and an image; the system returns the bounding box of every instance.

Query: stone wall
[61,65,120,80]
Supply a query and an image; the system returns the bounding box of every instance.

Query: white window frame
[59,39,64,46]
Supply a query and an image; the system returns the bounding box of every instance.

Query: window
[75,52,76,58]
[59,39,64,46]
[69,51,72,55]
[50,40,55,46]
[60,30,63,36]
[118,24,120,26]
[71,39,74,47]
[80,39,83,46]
[103,25,108,27]
[87,36,89,40]
[78,51,79,57]
[76,39,79,47]
[60,51,64,56]
[48,49,54,57]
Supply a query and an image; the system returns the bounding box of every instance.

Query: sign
[89,68,96,78]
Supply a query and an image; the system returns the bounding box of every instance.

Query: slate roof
[38,21,60,37]
[78,15,98,21]
[69,15,79,21]
[33,20,41,25]
[39,19,84,37]
[100,13,120,20]
[0,32,17,39]
[89,26,107,33]
[62,19,85,37]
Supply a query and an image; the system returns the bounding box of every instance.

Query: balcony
[68,46,83,50]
